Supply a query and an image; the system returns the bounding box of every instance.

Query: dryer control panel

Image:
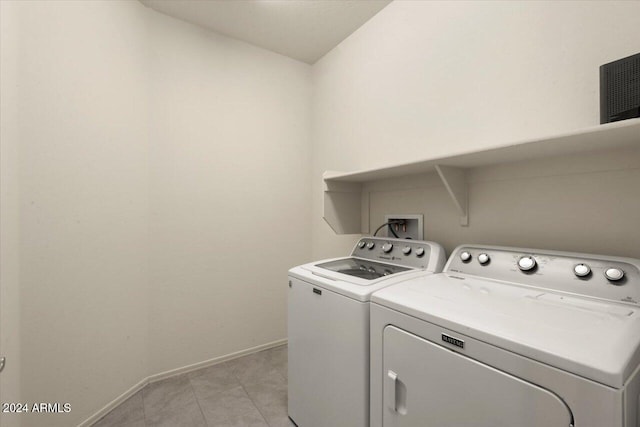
[446,245,640,306]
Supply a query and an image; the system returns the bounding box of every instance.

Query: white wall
[1,1,311,426]
[1,2,22,427]
[311,1,640,260]
[147,10,311,374]
[4,2,151,426]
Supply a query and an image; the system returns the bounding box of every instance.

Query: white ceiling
[139,0,392,64]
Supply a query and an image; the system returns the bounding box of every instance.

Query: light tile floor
[93,345,294,427]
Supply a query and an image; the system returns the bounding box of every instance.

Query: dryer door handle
[386,369,407,415]
[387,370,398,412]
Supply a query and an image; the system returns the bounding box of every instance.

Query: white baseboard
[79,338,288,427]
[147,338,287,384]
[78,378,148,427]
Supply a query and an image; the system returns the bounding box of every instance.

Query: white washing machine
[370,244,640,427]
[288,237,446,427]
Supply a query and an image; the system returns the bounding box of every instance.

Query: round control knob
[382,243,393,253]
[402,246,412,255]
[478,253,490,265]
[460,251,472,262]
[415,247,425,257]
[518,256,537,271]
[604,267,625,282]
[366,242,375,250]
[573,263,591,278]
[357,241,366,249]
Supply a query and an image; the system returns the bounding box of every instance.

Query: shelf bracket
[435,165,468,226]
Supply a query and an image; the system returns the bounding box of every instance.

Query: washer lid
[314,258,410,280]
[289,260,432,302]
[371,273,640,388]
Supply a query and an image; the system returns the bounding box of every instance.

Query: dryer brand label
[442,334,465,349]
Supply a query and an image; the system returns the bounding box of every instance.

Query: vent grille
[606,56,639,113]
[601,53,640,123]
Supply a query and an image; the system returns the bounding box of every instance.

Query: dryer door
[382,326,573,427]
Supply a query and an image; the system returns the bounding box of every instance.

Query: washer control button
[402,246,412,255]
[460,251,472,262]
[415,247,425,257]
[478,253,490,265]
[382,243,393,253]
[518,256,536,271]
[573,263,591,278]
[357,241,366,249]
[366,242,375,250]
[605,268,625,282]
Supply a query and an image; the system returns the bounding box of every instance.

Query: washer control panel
[352,237,433,269]
[447,246,640,306]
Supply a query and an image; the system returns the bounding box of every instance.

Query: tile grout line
[254,347,289,427]
[187,374,209,426]
[248,350,289,427]
[228,355,273,427]
[140,386,148,427]
[239,382,272,427]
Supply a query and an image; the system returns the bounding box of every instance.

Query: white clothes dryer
[288,237,446,427]
[370,245,640,427]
